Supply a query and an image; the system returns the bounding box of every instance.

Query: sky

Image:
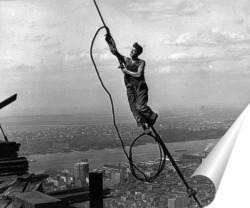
[1,0,250,117]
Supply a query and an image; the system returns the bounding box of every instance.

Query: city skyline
[1,0,250,117]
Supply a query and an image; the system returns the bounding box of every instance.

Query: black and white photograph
[1,0,250,207]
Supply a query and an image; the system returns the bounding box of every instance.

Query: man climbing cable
[105,34,158,132]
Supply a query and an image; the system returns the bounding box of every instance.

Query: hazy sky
[1,0,250,117]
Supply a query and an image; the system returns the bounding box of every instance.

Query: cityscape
[6,116,234,156]
[0,115,234,207]
[41,151,215,208]
[1,0,250,207]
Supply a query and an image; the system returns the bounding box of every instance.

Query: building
[74,159,89,187]
[61,169,72,186]
[102,164,126,187]
[168,197,190,208]
[110,171,122,187]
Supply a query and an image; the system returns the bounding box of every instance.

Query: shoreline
[27,138,219,173]
[19,137,219,157]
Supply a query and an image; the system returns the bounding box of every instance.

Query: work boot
[148,113,158,127]
[142,124,152,134]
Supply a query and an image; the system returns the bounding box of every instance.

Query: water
[27,139,218,173]
[1,115,221,173]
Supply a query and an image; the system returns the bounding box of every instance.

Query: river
[27,139,218,173]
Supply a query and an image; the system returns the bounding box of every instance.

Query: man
[105,35,158,132]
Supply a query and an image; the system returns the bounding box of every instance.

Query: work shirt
[124,58,148,91]
[107,43,148,91]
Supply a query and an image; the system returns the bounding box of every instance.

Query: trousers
[126,82,155,126]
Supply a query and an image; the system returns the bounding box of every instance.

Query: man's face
[130,47,138,58]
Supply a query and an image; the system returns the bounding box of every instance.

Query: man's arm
[122,61,145,78]
[105,35,125,63]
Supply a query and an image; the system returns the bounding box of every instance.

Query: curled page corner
[191,104,250,207]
